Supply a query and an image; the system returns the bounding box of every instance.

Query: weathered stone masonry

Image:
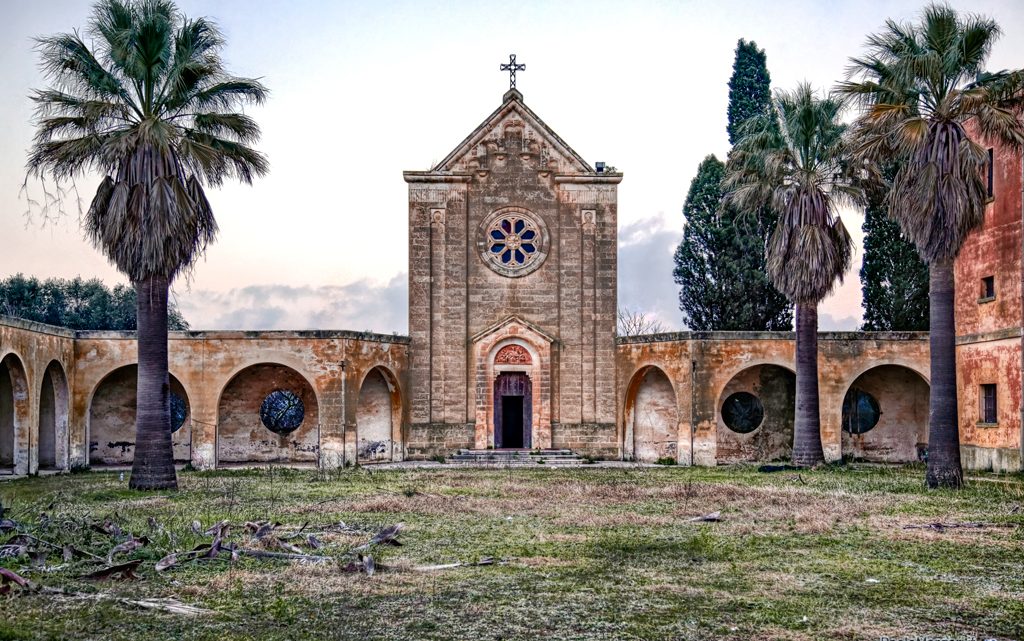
[1,91,1020,473]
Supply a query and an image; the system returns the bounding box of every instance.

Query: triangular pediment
[471,315,556,345]
[433,89,593,175]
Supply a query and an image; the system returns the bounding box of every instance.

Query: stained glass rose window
[841,388,881,435]
[170,392,188,433]
[488,216,539,266]
[479,208,547,277]
[721,392,764,434]
[260,389,305,435]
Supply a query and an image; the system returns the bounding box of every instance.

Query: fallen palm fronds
[0,497,410,613]
[689,511,722,522]
[39,586,212,615]
[153,521,405,572]
[411,557,503,572]
[80,559,143,581]
[0,567,30,594]
[902,521,1016,532]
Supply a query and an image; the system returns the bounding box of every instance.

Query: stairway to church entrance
[447,448,585,466]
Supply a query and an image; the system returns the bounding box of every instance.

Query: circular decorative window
[170,392,188,433]
[722,392,764,434]
[842,388,881,435]
[260,389,305,435]
[479,208,548,277]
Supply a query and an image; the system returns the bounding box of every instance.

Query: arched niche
[39,361,70,470]
[0,353,30,473]
[356,366,403,463]
[624,366,678,463]
[841,365,930,463]
[216,363,319,465]
[89,365,192,465]
[716,364,795,464]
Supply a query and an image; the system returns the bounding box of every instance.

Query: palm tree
[839,3,1024,488]
[725,84,862,467]
[27,0,268,490]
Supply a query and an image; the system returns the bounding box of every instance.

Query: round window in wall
[842,388,881,435]
[170,392,188,433]
[721,392,764,434]
[478,208,548,277]
[260,389,305,435]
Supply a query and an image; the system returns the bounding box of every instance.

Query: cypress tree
[674,156,727,330]
[728,39,774,146]
[674,38,792,331]
[860,190,929,331]
[725,39,791,330]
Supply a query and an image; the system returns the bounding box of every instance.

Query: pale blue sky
[2,0,1022,331]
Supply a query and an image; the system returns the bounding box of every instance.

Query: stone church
[403,87,619,458]
[0,87,1021,474]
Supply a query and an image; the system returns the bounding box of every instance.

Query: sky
[2,0,1023,333]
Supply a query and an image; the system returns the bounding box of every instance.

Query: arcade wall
[2,318,1020,472]
[0,317,408,473]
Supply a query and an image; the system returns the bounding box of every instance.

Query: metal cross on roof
[500,53,525,89]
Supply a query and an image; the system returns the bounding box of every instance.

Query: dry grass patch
[2,465,1023,641]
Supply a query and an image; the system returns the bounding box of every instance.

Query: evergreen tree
[860,188,929,331]
[674,156,727,329]
[0,274,189,330]
[674,39,792,331]
[724,39,792,331]
[728,39,775,146]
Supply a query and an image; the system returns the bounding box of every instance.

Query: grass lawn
[1,464,1022,641]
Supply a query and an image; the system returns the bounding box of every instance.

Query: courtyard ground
[0,464,1022,641]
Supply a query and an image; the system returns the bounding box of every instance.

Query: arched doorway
[39,361,70,470]
[473,320,552,450]
[716,364,795,464]
[356,366,402,463]
[494,371,532,448]
[842,365,929,462]
[89,365,192,465]
[217,363,319,465]
[624,366,678,463]
[1,354,29,473]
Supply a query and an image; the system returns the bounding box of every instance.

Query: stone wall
[405,90,619,453]
[2,316,1021,471]
[88,365,192,464]
[1,318,409,472]
[0,318,75,475]
[617,332,933,466]
[953,134,1023,472]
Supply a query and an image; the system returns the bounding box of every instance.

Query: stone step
[445,448,586,466]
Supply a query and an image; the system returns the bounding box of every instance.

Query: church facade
[404,88,619,458]
[0,90,1020,475]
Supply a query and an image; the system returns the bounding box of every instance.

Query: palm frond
[841,2,1022,263]
[726,83,861,304]
[29,0,266,283]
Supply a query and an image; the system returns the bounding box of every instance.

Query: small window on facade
[980,384,997,424]
[986,148,994,199]
[981,276,995,300]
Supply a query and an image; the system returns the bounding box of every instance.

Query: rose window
[488,217,539,266]
[480,209,547,277]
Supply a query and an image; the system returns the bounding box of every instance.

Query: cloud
[616,214,865,332]
[173,273,408,334]
[171,220,862,335]
[818,312,859,331]
[617,214,685,331]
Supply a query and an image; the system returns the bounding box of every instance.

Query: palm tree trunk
[925,257,963,489]
[792,303,825,466]
[128,274,178,490]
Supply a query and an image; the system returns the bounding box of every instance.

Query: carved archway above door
[471,316,553,449]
